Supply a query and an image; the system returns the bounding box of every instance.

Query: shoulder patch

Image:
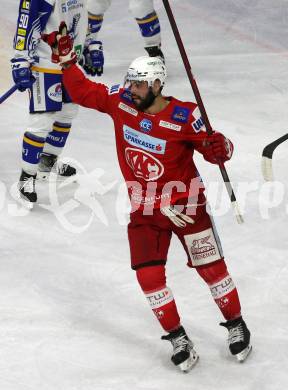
[192,116,205,132]
[171,106,190,123]
[190,107,205,133]
[109,84,121,95]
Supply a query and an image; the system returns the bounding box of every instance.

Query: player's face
[130,81,150,108]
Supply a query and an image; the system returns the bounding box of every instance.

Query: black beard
[132,88,157,111]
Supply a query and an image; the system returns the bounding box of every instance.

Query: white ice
[1,0,288,389]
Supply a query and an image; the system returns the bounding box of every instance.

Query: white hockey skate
[161,326,199,373]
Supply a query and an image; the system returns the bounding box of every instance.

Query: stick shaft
[162,0,213,133]
[162,0,243,223]
[0,84,18,104]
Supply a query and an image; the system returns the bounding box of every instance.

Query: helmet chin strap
[137,87,157,111]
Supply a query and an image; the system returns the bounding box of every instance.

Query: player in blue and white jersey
[11,0,91,205]
[83,0,164,76]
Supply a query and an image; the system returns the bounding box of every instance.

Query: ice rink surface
[0,1,288,389]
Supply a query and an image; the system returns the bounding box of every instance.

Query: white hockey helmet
[124,56,167,88]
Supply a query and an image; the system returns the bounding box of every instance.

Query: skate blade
[18,193,35,210]
[236,345,252,362]
[10,183,35,211]
[179,351,199,373]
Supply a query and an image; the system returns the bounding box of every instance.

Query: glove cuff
[59,52,77,66]
[88,41,103,51]
[10,57,30,69]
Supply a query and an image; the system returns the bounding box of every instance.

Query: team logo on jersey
[123,125,166,154]
[47,83,62,102]
[140,118,152,133]
[118,102,138,116]
[192,116,204,132]
[159,120,181,131]
[109,84,120,95]
[125,147,164,181]
[172,106,190,123]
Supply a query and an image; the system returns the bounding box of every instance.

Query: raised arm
[62,64,110,113]
[42,22,111,114]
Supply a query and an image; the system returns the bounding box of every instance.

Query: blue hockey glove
[80,40,104,77]
[11,58,35,92]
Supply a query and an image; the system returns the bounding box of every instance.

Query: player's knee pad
[26,112,55,139]
[89,0,112,14]
[196,259,228,285]
[54,103,78,124]
[129,0,155,18]
[136,264,166,292]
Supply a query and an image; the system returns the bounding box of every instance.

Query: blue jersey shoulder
[14,0,53,53]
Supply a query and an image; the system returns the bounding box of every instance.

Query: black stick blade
[261,133,288,181]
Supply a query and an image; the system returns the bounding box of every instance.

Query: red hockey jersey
[63,65,213,210]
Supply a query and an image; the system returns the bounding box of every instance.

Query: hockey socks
[135,12,161,46]
[22,131,45,175]
[196,260,241,320]
[43,121,71,156]
[88,13,104,35]
[136,265,181,332]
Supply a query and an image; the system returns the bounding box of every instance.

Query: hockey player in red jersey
[44,27,252,372]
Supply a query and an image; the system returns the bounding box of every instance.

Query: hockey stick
[162,0,243,223]
[261,133,288,181]
[0,84,19,104]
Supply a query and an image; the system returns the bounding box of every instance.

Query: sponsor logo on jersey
[209,275,235,299]
[139,118,152,133]
[125,147,164,181]
[171,106,190,123]
[21,1,30,10]
[118,102,138,116]
[62,0,84,13]
[47,83,62,102]
[74,44,82,60]
[109,84,120,95]
[16,36,25,50]
[17,28,27,37]
[146,287,173,309]
[184,227,222,266]
[123,125,166,154]
[192,116,204,132]
[159,120,181,131]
